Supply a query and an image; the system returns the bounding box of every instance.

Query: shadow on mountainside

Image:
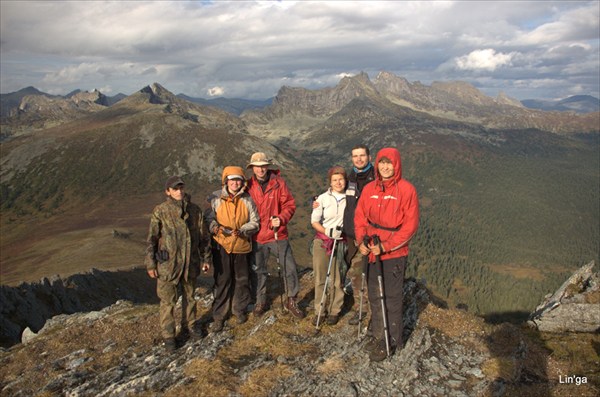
[481,313,600,397]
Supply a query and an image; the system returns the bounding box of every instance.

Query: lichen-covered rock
[528,261,600,333]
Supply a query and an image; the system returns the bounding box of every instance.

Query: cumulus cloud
[453,49,516,72]
[207,86,225,97]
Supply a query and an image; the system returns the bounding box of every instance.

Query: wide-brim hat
[246,152,273,169]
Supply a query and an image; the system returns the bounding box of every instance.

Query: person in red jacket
[246,152,305,319]
[355,147,419,362]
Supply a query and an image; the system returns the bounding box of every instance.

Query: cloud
[207,86,225,97]
[0,1,598,100]
[453,49,516,72]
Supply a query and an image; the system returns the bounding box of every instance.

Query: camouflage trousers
[157,277,197,339]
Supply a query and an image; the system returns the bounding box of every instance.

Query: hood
[221,166,246,185]
[221,165,248,196]
[374,147,402,184]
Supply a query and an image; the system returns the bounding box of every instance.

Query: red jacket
[354,147,419,262]
[246,170,296,244]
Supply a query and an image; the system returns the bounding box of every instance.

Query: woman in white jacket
[311,166,347,326]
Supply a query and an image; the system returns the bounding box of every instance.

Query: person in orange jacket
[206,166,259,332]
[355,147,419,361]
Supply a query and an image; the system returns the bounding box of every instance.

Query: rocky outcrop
[0,268,157,348]
[0,279,480,396]
[528,261,600,333]
[2,274,594,396]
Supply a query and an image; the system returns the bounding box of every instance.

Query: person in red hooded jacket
[355,147,419,362]
[246,152,305,319]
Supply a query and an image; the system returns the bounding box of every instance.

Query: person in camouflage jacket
[145,176,212,351]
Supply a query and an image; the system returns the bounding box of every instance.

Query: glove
[155,249,169,263]
[327,227,342,240]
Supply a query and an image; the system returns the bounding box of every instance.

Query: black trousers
[212,246,251,321]
[367,256,406,347]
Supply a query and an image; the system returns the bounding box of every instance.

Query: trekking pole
[315,233,339,330]
[357,250,369,339]
[372,235,390,357]
[273,217,288,313]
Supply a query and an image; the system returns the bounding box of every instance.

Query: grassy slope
[1,110,597,320]
[405,131,599,317]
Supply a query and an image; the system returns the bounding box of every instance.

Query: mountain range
[0,71,598,321]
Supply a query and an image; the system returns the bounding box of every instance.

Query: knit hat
[221,166,246,184]
[246,152,273,169]
[327,166,347,183]
[164,175,184,190]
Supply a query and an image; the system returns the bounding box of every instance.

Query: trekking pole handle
[371,235,380,246]
[271,216,279,239]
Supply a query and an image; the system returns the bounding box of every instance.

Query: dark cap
[165,176,184,190]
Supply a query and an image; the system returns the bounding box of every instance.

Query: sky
[1,1,599,101]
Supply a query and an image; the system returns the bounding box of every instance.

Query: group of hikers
[144,145,419,362]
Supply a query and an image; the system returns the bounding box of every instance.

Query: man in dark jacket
[145,176,212,352]
[246,152,305,319]
[343,145,375,325]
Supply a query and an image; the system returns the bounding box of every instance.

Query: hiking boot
[236,313,248,325]
[369,339,395,362]
[326,315,339,326]
[363,336,379,353]
[253,303,267,317]
[180,327,203,342]
[210,319,224,333]
[163,337,176,352]
[284,297,305,319]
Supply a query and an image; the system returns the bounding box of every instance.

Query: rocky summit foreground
[1,272,599,396]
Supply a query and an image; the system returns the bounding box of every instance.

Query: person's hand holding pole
[271,216,281,229]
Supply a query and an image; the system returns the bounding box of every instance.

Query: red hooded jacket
[354,147,419,262]
[246,169,296,244]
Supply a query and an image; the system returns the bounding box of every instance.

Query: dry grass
[170,359,236,397]
[481,356,518,381]
[419,303,489,352]
[316,354,346,375]
[0,303,158,395]
[239,364,294,396]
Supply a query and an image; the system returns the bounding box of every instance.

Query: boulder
[528,261,599,332]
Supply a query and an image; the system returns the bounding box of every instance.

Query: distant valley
[1,72,598,321]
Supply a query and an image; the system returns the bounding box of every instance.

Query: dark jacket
[342,164,375,239]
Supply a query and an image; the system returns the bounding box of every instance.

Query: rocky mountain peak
[431,80,492,105]
[138,82,178,105]
[496,91,523,107]
[374,71,411,93]
[70,89,109,106]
